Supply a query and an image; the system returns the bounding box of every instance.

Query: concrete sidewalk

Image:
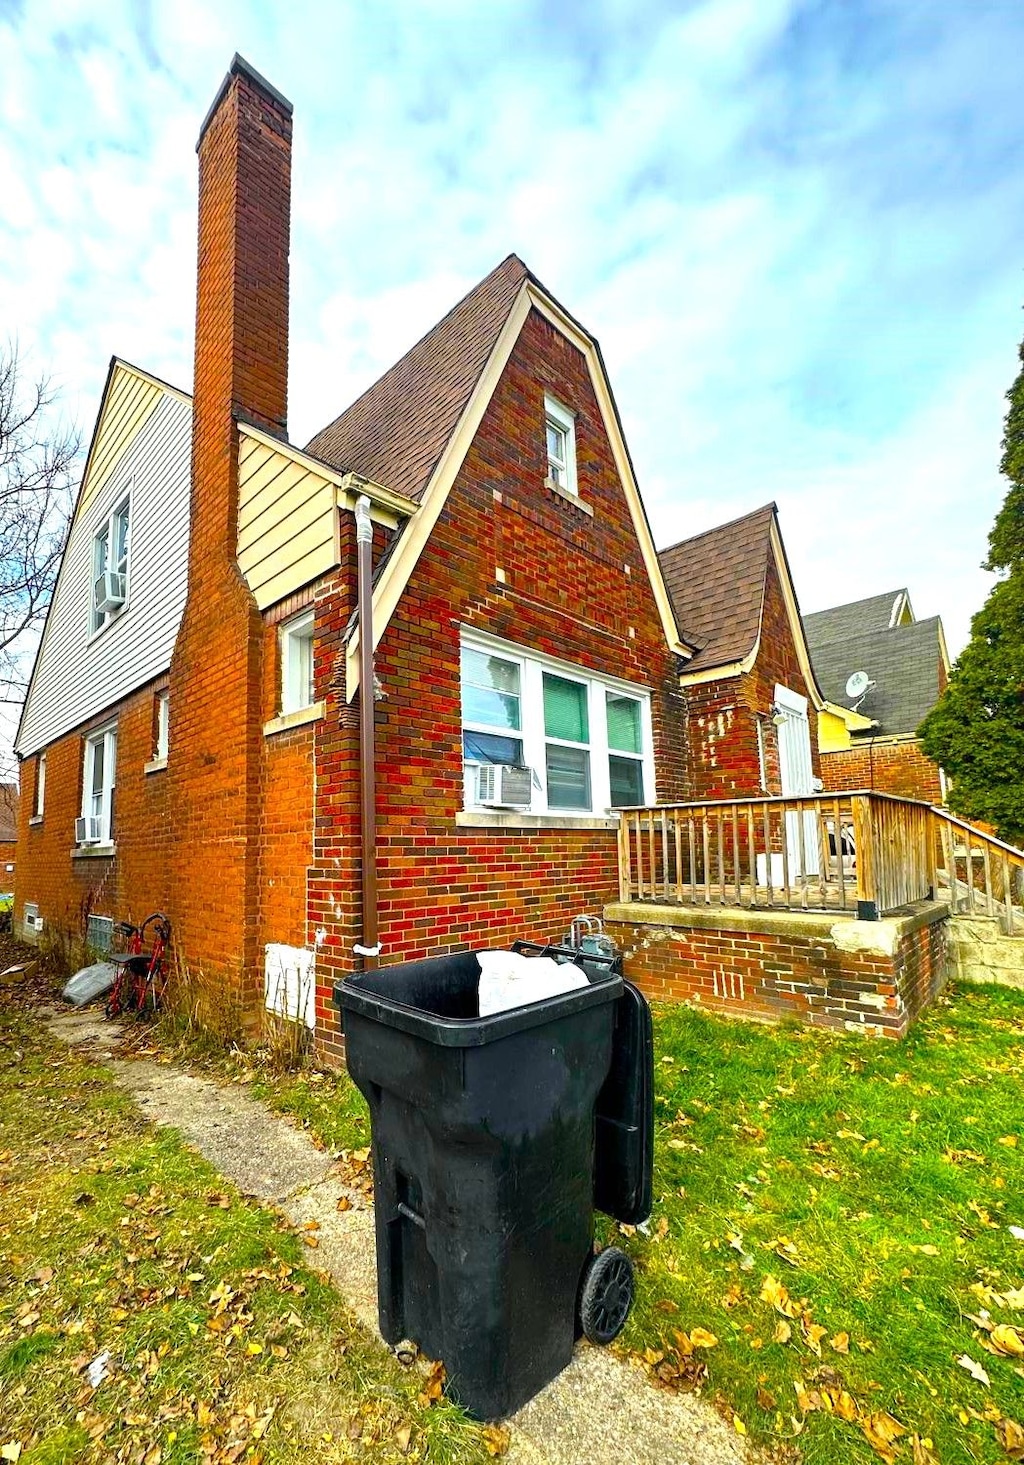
[48,1007,748,1465]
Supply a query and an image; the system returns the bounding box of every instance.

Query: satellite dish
[845,671,871,700]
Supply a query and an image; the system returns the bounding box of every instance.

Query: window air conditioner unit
[75,815,103,845]
[476,763,532,809]
[94,570,126,613]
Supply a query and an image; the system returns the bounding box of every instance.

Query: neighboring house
[804,588,950,803]
[0,784,17,887]
[14,56,695,1049]
[658,504,826,804]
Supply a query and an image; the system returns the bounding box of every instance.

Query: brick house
[804,589,950,804]
[657,504,826,804]
[14,56,705,1047]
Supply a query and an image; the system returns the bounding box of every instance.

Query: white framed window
[81,724,117,845]
[281,609,315,714]
[32,751,46,819]
[92,494,130,633]
[460,633,653,815]
[155,690,170,761]
[544,395,577,495]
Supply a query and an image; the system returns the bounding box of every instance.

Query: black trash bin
[333,944,653,1420]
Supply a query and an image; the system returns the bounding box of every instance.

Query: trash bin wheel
[579,1246,634,1345]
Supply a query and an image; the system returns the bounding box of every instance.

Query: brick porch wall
[604,901,949,1038]
[820,738,944,805]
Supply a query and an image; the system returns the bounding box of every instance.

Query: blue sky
[2,0,1022,691]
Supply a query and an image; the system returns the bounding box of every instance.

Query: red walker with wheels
[105,913,171,1020]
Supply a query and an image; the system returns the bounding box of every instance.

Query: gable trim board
[343,279,693,696]
[15,361,192,758]
[675,514,826,710]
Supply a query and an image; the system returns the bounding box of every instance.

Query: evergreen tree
[918,332,1024,844]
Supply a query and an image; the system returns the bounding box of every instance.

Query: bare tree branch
[0,343,80,780]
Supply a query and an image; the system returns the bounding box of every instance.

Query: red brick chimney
[167,57,293,1016]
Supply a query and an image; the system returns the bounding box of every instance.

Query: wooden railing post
[852,794,878,920]
[617,813,631,903]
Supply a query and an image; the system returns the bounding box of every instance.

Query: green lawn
[0,1003,495,1465]
[601,983,1024,1464]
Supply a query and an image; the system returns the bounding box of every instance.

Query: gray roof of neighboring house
[803,589,911,647]
[808,617,944,736]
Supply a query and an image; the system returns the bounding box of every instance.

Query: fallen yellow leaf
[911,1434,940,1465]
[831,1331,851,1354]
[1,1445,23,1464]
[997,1135,1018,1148]
[861,1410,907,1464]
[774,1321,792,1344]
[482,1423,511,1457]
[760,1275,801,1318]
[733,1415,746,1435]
[995,1416,1024,1459]
[689,1328,718,1349]
[990,1323,1024,1358]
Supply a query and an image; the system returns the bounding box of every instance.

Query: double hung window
[544,396,576,495]
[461,636,651,815]
[82,724,117,844]
[281,610,315,714]
[92,496,130,632]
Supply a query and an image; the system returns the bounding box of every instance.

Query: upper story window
[79,723,117,845]
[92,495,130,633]
[281,609,315,715]
[460,635,652,816]
[544,395,577,496]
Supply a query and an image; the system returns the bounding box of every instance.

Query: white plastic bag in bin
[477,950,589,1016]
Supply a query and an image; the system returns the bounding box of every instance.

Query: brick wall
[604,905,949,1038]
[166,61,292,1006]
[14,680,172,938]
[684,553,820,800]
[820,738,944,804]
[312,307,688,1061]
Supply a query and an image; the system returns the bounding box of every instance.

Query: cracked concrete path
[47,1007,748,1465]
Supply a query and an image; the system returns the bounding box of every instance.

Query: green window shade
[543,674,589,743]
[606,693,641,753]
[609,754,644,807]
[546,745,591,809]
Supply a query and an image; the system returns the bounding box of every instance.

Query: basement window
[544,396,576,495]
[281,610,315,714]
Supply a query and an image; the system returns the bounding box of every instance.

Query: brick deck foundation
[604,900,950,1037]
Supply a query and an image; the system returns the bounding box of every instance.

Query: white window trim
[31,750,46,821]
[280,608,316,716]
[544,395,577,496]
[81,723,117,846]
[89,491,132,638]
[460,630,654,818]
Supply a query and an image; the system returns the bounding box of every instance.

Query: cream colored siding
[79,370,163,514]
[236,435,338,610]
[16,381,191,757]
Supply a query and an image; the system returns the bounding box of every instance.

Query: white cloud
[1,0,1022,774]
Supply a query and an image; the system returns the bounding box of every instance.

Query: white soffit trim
[346,278,690,696]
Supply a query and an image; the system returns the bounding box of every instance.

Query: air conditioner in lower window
[476,763,533,809]
[75,815,103,845]
[94,570,126,614]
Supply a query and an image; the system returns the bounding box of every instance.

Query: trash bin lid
[593,979,654,1226]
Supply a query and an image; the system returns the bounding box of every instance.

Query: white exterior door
[775,684,819,878]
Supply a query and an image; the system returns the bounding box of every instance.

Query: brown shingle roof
[658,504,776,672]
[305,254,530,502]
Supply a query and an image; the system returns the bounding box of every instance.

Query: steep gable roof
[306,254,529,504]
[810,617,945,737]
[804,588,912,647]
[317,256,692,693]
[658,504,776,672]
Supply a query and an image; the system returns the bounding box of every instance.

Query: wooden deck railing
[616,791,1024,926]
